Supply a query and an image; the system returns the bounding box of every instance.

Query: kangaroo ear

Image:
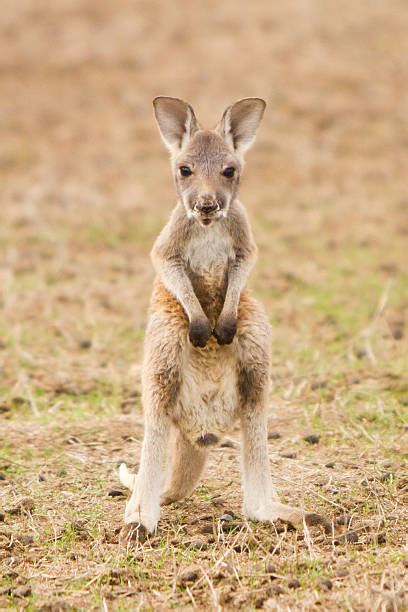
[153,97,199,154]
[217,98,266,156]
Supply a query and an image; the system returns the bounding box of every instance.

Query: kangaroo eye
[222,167,235,178]
[179,166,192,177]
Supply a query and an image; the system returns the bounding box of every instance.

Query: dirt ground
[1,1,407,610]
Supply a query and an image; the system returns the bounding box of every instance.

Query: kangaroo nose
[199,202,218,214]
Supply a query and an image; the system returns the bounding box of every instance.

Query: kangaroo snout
[195,200,219,215]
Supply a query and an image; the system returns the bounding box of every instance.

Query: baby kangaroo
[119,97,329,541]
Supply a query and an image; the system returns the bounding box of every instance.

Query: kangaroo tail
[118,463,136,490]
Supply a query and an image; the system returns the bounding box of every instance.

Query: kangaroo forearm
[159,261,205,321]
[223,260,252,315]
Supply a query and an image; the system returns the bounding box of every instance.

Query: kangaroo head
[153,97,266,226]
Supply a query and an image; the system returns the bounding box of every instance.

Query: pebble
[220,521,238,532]
[335,530,359,544]
[266,565,278,579]
[368,532,386,544]
[336,514,352,526]
[267,431,281,440]
[220,513,234,522]
[311,380,327,390]
[0,512,5,522]
[319,579,333,591]
[200,524,213,534]
[189,539,208,550]
[14,535,34,546]
[13,585,32,598]
[179,568,200,584]
[0,472,6,480]
[326,485,339,494]
[6,497,35,515]
[304,434,320,445]
[220,438,237,448]
[211,497,227,507]
[280,451,297,459]
[233,543,249,553]
[79,339,92,349]
[0,587,12,596]
[325,462,335,468]
[0,403,10,414]
[336,568,349,578]
[107,489,125,497]
[287,578,300,589]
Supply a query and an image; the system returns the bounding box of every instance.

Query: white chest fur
[184,222,234,275]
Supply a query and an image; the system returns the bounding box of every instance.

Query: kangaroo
[119,97,329,541]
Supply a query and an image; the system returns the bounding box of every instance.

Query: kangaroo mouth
[201,217,214,226]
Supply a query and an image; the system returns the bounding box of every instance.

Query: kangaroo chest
[184,223,234,320]
[184,223,234,276]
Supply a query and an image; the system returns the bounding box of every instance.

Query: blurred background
[1,0,406,399]
[0,2,407,607]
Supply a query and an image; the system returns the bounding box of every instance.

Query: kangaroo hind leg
[161,430,207,505]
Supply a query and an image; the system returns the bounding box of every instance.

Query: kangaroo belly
[174,340,239,446]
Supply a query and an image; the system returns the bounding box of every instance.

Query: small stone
[211,497,227,507]
[319,578,333,591]
[335,530,359,544]
[13,585,32,597]
[336,568,349,577]
[233,543,249,553]
[0,587,12,596]
[266,565,278,579]
[110,568,128,578]
[280,451,297,459]
[119,522,147,545]
[220,438,237,448]
[179,568,200,584]
[15,535,34,545]
[0,403,10,414]
[0,472,6,480]
[326,485,339,494]
[304,434,320,445]
[107,489,125,497]
[200,524,214,535]
[311,380,327,390]
[254,595,267,608]
[368,532,386,544]
[325,462,335,468]
[189,539,208,550]
[287,578,300,589]
[207,535,215,544]
[220,520,239,532]
[336,514,352,526]
[6,497,35,515]
[220,513,234,522]
[0,512,5,522]
[268,585,285,597]
[79,339,92,349]
[268,431,281,440]
[71,519,88,532]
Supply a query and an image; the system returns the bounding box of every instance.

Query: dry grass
[0,1,407,609]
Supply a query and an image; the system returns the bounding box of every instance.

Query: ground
[0,0,407,610]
